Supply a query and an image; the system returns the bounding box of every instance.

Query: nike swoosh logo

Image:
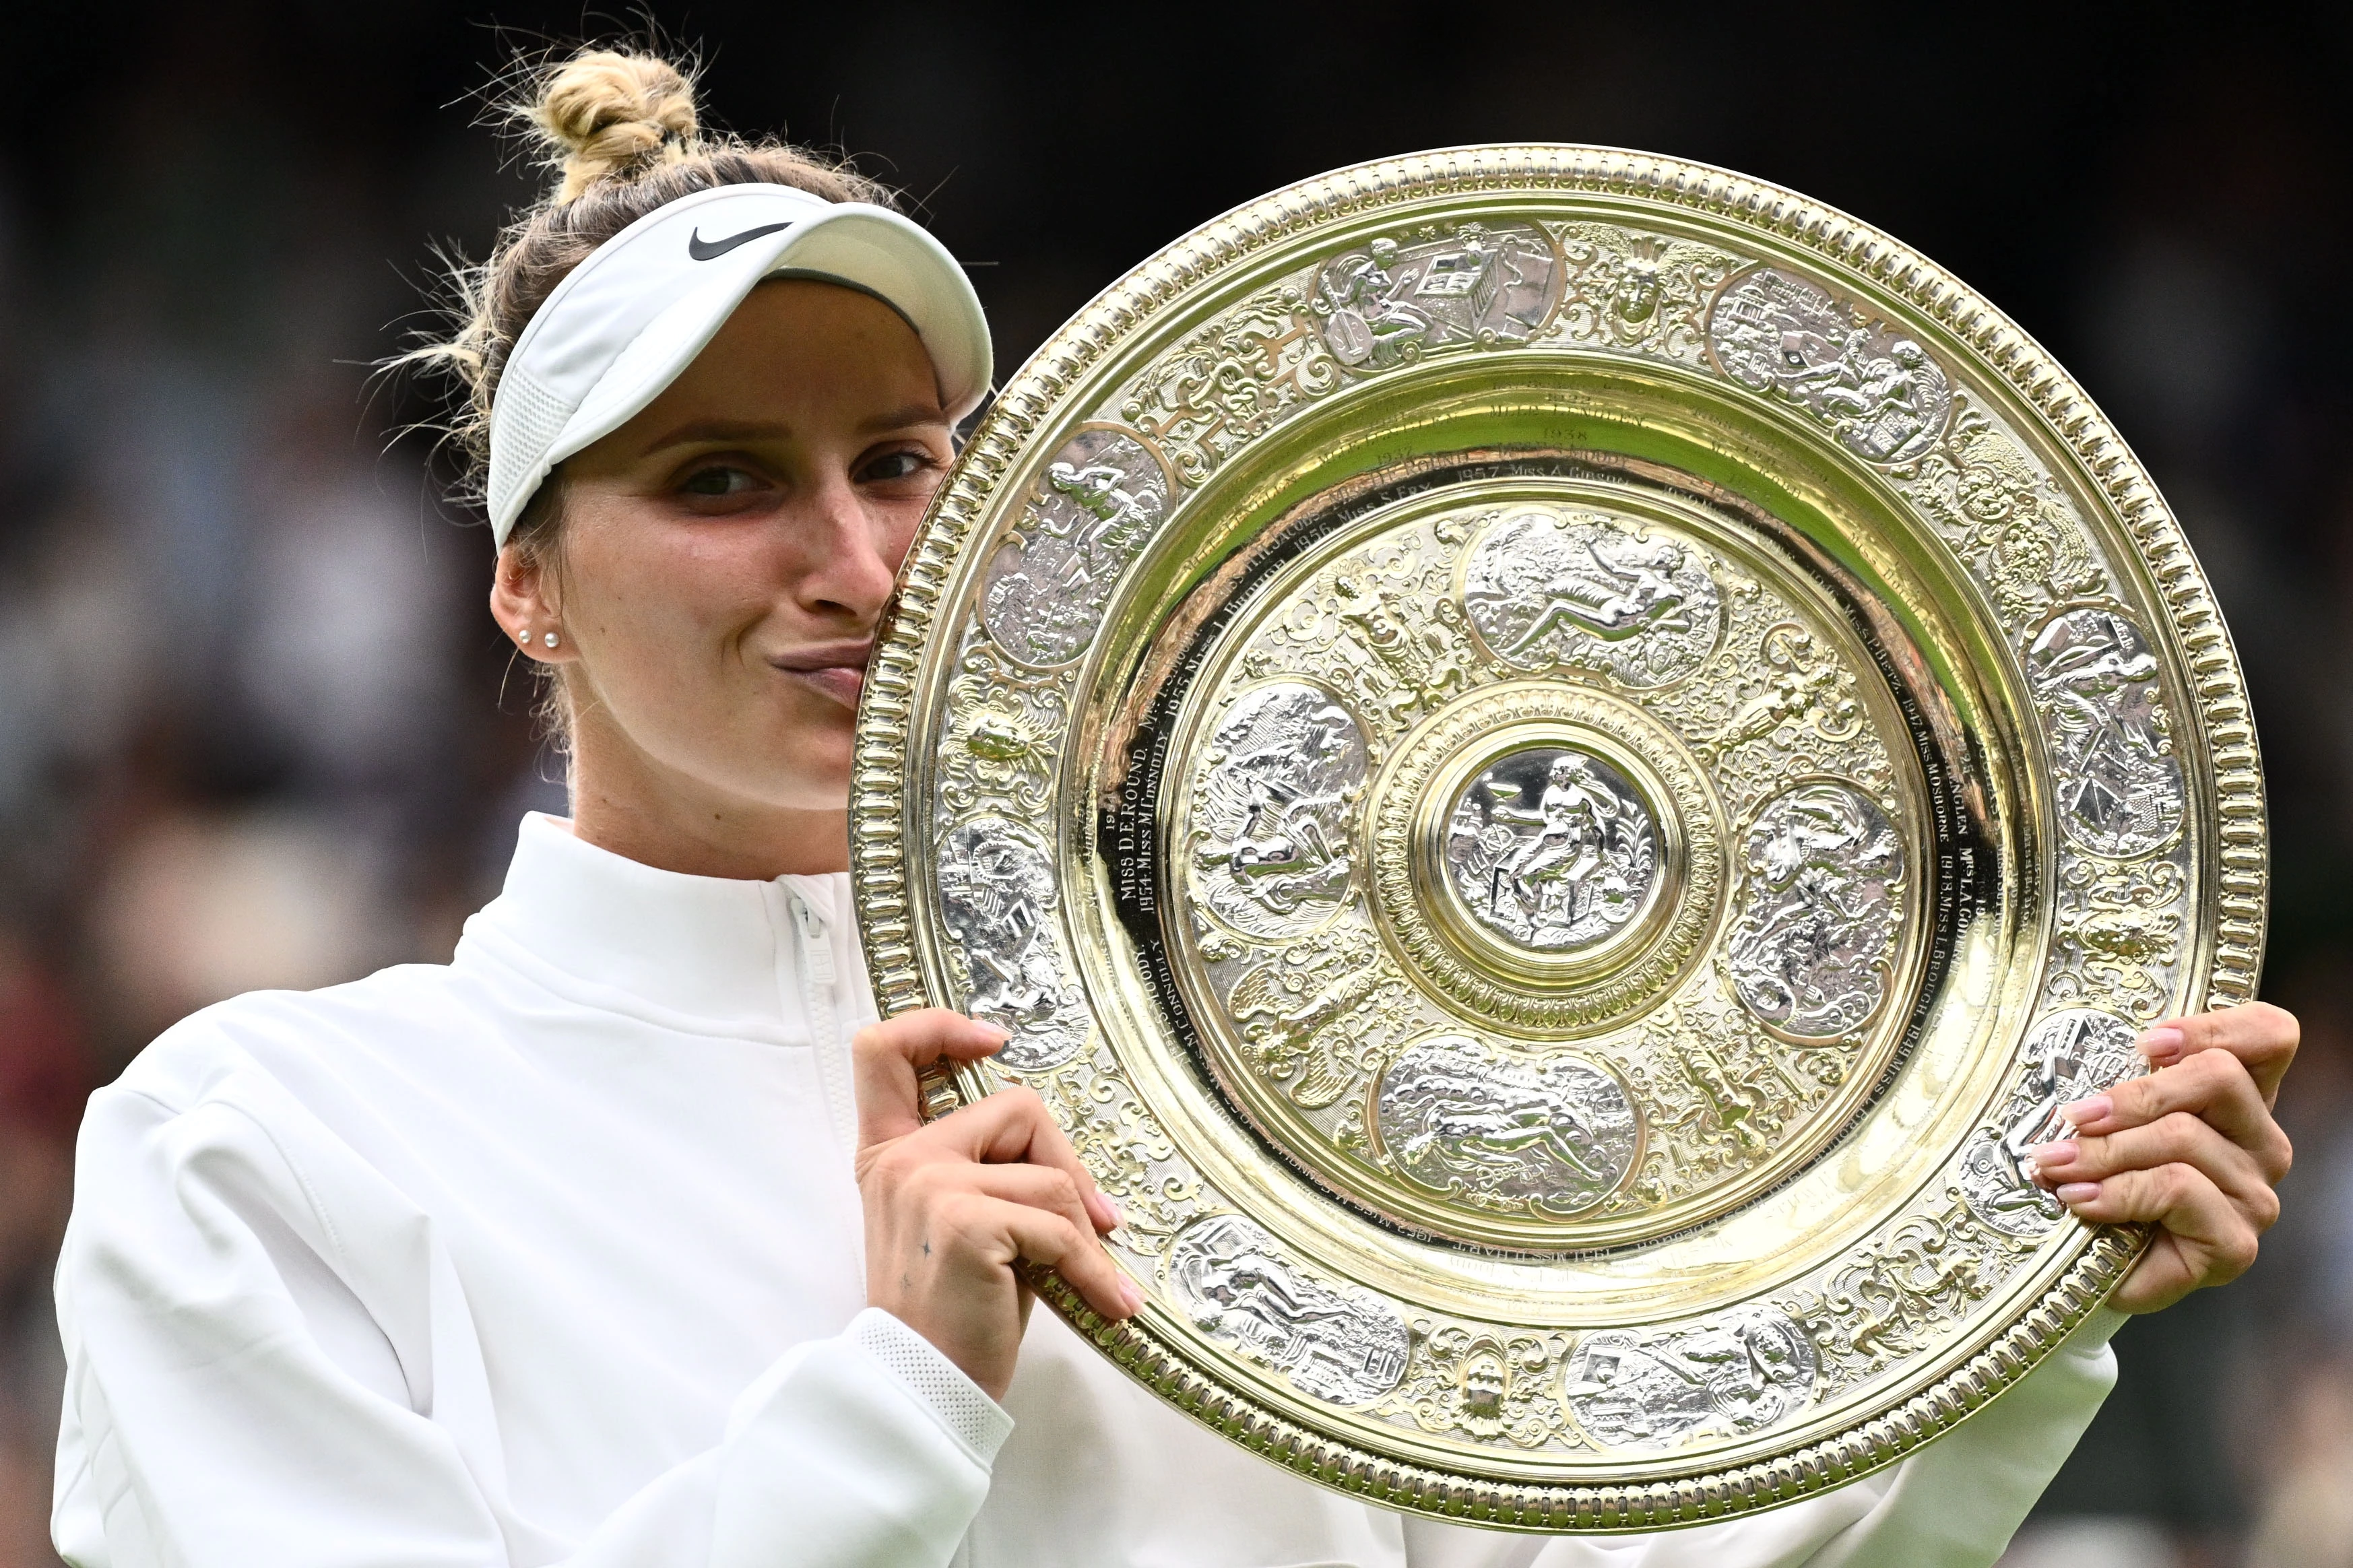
[687,222,794,261]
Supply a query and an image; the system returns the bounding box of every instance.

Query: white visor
[485,182,992,546]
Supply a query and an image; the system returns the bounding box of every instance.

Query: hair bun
[533,49,700,203]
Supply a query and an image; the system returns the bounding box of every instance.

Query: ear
[490,543,576,663]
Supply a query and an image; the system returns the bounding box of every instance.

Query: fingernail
[2030,1140,2077,1169]
[1118,1281,1144,1316]
[975,1021,1011,1047]
[1085,1191,1118,1230]
[1105,1196,1126,1231]
[2061,1095,2110,1127]
[2057,1181,2101,1206]
[2138,1026,2185,1060]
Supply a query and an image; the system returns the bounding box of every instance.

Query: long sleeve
[52,1068,1008,1568]
[1400,1308,2121,1568]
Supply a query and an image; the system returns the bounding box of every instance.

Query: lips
[770,640,874,709]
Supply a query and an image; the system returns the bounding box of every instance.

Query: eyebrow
[638,405,951,457]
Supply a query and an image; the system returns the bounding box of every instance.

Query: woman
[52,47,2298,1568]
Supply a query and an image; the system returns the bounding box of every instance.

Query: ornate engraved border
[851,145,2266,1527]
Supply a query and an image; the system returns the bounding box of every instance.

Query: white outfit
[54,813,2121,1567]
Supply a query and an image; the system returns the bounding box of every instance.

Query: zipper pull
[789,893,837,987]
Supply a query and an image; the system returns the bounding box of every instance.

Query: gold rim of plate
[850,145,2266,1532]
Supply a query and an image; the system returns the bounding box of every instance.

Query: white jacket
[53,813,2121,1567]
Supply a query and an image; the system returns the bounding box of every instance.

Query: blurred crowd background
[0,3,2346,1564]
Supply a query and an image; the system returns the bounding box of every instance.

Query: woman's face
[492,279,955,867]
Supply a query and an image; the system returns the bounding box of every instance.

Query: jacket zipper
[785,889,859,1161]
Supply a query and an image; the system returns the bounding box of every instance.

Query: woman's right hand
[853,1010,1140,1400]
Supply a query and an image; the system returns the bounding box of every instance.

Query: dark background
[0,5,2347,1563]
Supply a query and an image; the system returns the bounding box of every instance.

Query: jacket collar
[458,812,862,1030]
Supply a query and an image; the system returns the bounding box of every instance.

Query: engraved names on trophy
[1374,1035,1639,1216]
[1461,507,1722,686]
[980,425,1172,668]
[1725,782,1906,1040]
[1167,1214,1410,1405]
[1706,267,1954,463]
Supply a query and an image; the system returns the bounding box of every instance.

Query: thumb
[853,1008,1009,1147]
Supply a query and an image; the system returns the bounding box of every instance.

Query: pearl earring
[542,631,560,649]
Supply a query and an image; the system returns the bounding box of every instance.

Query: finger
[2057,1051,2293,1183]
[2135,1002,2298,1103]
[961,1194,1141,1321]
[950,1161,1101,1247]
[853,1009,1009,1147]
[917,1088,1121,1233]
[2051,1162,2261,1297]
[2031,1111,2280,1221]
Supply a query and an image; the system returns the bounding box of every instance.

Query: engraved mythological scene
[1462,507,1722,686]
[1166,1214,1409,1405]
[1562,1305,1818,1449]
[934,817,1089,1070]
[1706,267,1953,463]
[1374,1035,1638,1216]
[1958,1010,2148,1238]
[980,426,1171,667]
[1310,222,1561,370]
[1187,682,1368,940]
[2026,606,2185,859]
[1444,747,1656,952]
[1725,782,1906,1040]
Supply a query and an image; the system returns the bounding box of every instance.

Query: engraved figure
[2026,606,2185,858]
[1707,268,1954,463]
[1190,683,1368,939]
[937,631,1069,816]
[1461,508,1722,686]
[1790,1206,1997,1372]
[1332,573,1471,725]
[2046,855,2187,1021]
[1375,1035,1640,1215]
[1223,919,1400,1108]
[1960,1009,2146,1237]
[1405,1326,1570,1447]
[1552,225,1741,360]
[1562,1306,1817,1449]
[934,818,1086,1070]
[1726,783,1905,1039]
[1311,223,1557,370]
[980,426,1170,667]
[1445,748,1657,951]
[1698,624,1863,760]
[1165,1214,1409,1404]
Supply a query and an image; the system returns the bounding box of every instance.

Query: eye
[860,448,936,484]
[680,464,763,497]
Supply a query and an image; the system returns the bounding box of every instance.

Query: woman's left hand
[2030,1001,2298,1312]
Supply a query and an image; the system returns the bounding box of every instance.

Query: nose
[789,469,897,625]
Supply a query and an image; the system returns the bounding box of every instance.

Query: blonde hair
[404,45,898,558]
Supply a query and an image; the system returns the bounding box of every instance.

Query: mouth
[769,640,874,709]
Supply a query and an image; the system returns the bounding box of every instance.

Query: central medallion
[1444,746,1658,954]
